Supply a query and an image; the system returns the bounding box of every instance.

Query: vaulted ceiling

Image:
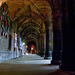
[5,0,52,45]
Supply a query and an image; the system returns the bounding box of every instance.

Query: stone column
[11,34,14,58]
[37,35,42,56]
[44,20,53,59]
[41,33,45,57]
[60,0,75,71]
[40,23,45,57]
[44,32,46,57]
[51,17,62,65]
[51,0,63,65]
[0,20,1,52]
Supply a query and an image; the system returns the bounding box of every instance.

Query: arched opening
[27,41,37,54]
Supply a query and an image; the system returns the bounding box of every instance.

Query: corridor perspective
[0,0,75,75]
[0,54,72,75]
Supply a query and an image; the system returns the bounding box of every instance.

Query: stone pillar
[16,32,20,57]
[44,32,46,57]
[40,23,45,57]
[51,17,62,64]
[51,0,62,65]
[0,20,1,52]
[60,0,75,71]
[41,33,45,57]
[44,20,53,59]
[11,35,14,58]
[38,35,42,56]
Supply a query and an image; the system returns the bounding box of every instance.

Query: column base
[44,51,52,59]
[38,51,44,57]
[51,50,62,65]
[51,60,61,65]
[44,57,52,60]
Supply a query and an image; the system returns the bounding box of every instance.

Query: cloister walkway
[0,54,71,75]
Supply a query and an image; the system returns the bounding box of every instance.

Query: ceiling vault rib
[47,0,54,11]
[20,26,40,37]
[29,5,32,18]
[23,34,37,40]
[5,0,52,41]
[18,21,41,31]
[31,1,46,19]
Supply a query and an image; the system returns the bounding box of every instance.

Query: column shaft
[51,0,63,65]
[60,0,75,71]
[44,21,53,59]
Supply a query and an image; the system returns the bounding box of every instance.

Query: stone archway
[27,41,37,54]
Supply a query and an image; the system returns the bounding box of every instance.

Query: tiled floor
[0,54,73,75]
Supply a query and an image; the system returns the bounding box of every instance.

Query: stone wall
[0,3,22,62]
[0,20,23,62]
[0,20,12,61]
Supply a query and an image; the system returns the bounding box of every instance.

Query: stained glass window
[0,2,10,38]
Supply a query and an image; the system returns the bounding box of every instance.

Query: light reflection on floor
[1,54,52,64]
[0,54,71,75]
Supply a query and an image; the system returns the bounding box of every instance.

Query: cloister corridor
[0,0,75,75]
[0,54,72,75]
